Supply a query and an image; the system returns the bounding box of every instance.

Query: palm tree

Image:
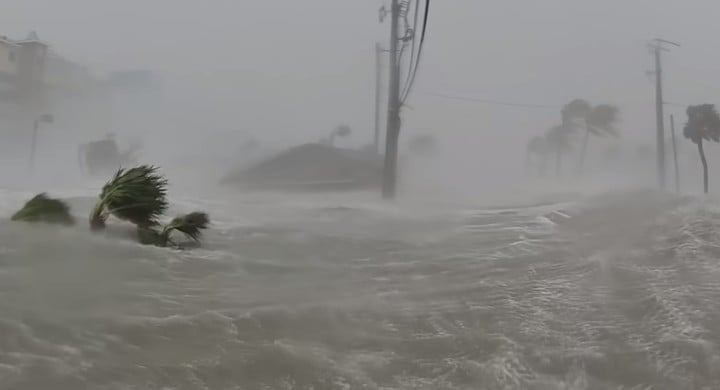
[11,193,75,225]
[10,166,212,248]
[328,124,352,146]
[561,99,592,129]
[137,212,210,248]
[544,125,573,177]
[578,104,619,173]
[684,104,720,193]
[89,165,169,230]
[561,99,619,173]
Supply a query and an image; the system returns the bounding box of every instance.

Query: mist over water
[3,0,720,389]
[3,186,720,389]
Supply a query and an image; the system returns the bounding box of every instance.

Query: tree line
[525,99,618,177]
[525,100,720,194]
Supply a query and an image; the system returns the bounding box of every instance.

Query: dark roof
[221,143,382,191]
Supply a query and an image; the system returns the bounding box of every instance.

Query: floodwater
[0,187,719,389]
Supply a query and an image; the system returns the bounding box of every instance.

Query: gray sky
[2,0,720,175]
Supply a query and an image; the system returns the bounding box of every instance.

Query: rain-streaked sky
[2,0,720,176]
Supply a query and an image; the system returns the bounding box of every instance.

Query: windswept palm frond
[137,212,210,248]
[12,193,75,225]
[684,104,720,193]
[90,165,168,230]
[586,104,619,137]
[685,104,720,143]
[333,124,352,138]
[161,212,210,243]
[561,99,591,128]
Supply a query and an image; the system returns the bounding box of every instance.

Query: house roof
[14,31,49,46]
[0,36,19,47]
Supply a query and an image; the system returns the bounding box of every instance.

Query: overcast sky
[2,0,720,175]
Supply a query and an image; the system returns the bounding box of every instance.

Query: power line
[400,0,429,104]
[426,92,559,108]
[664,101,688,108]
[399,0,420,102]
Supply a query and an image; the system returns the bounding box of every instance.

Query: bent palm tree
[684,104,720,193]
[561,99,591,129]
[137,212,210,247]
[89,165,168,230]
[11,193,75,225]
[578,104,619,173]
[544,125,573,177]
[328,124,352,146]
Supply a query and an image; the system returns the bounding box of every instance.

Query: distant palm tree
[578,104,619,173]
[684,104,720,193]
[328,124,352,146]
[561,99,619,173]
[544,125,573,177]
[561,99,592,129]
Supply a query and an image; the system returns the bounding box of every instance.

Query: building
[0,31,105,165]
[0,36,20,101]
[0,31,94,114]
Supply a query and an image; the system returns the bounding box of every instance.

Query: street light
[29,113,54,171]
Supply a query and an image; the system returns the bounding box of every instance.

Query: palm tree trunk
[578,126,590,175]
[698,140,709,194]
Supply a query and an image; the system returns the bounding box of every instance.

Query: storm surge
[0,189,718,389]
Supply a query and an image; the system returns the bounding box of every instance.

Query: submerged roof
[221,143,382,191]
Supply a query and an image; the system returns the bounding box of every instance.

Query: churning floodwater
[1,186,719,389]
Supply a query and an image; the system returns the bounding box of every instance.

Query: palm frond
[12,193,75,225]
[90,165,168,230]
[685,104,720,144]
[160,212,210,244]
[333,124,352,138]
[561,99,592,127]
[586,104,619,136]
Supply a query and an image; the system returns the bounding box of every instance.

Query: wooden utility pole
[649,38,679,190]
[382,0,401,199]
[654,45,665,190]
[670,114,680,193]
[374,42,383,154]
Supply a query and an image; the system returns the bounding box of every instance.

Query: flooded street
[0,189,718,389]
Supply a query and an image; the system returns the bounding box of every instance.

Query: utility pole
[381,0,401,199]
[374,42,383,154]
[649,38,680,190]
[670,114,680,193]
